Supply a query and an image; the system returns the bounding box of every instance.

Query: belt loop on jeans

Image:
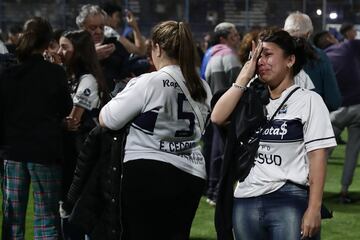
[285,180,309,192]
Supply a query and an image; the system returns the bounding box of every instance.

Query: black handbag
[234,86,300,182]
[233,133,261,182]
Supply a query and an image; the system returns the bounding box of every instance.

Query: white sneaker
[206,198,216,206]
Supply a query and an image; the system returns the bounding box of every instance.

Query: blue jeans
[233,182,320,240]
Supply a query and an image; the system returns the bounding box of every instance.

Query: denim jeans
[233,182,320,240]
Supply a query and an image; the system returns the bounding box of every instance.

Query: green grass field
[1,137,359,239]
[190,140,360,239]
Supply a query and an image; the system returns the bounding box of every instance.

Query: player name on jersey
[163,79,179,89]
[159,140,197,153]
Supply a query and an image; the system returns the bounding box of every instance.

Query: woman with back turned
[99,20,212,240]
[0,17,72,239]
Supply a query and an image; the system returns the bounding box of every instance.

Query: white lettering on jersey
[262,121,288,139]
[159,140,197,152]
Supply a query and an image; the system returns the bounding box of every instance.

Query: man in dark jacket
[76,4,131,92]
[284,11,342,112]
[314,30,360,203]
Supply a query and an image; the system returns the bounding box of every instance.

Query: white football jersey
[73,74,100,110]
[294,69,315,90]
[104,26,120,40]
[234,85,336,198]
[100,65,212,179]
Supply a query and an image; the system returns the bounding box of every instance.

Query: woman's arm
[211,41,262,125]
[301,148,327,239]
[66,106,85,131]
[210,80,246,125]
[99,77,145,130]
[66,74,99,131]
[119,10,146,56]
[99,113,106,128]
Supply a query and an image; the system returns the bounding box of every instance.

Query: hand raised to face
[95,43,115,60]
[235,40,263,87]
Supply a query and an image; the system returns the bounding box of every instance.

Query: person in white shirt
[0,39,8,54]
[212,30,336,240]
[58,30,108,134]
[57,29,108,239]
[99,20,212,239]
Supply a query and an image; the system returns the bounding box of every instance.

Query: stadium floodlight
[329,12,338,19]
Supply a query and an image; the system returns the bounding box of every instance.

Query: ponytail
[151,21,207,102]
[16,31,38,62]
[16,17,53,62]
[178,22,207,102]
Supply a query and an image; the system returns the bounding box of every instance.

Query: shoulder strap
[269,86,300,122]
[260,86,300,134]
[161,68,205,133]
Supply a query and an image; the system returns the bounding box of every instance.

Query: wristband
[232,83,247,91]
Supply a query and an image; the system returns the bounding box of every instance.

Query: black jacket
[101,37,130,91]
[213,80,269,240]
[62,125,128,240]
[0,54,72,163]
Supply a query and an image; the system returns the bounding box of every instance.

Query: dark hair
[204,32,216,49]
[313,31,332,49]
[259,30,306,76]
[16,17,53,62]
[340,22,354,36]
[62,30,109,105]
[8,24,22,35]
[101,2,122,16]
[52,29,65,43]
[151,21,207,102]
[295,36,318,60]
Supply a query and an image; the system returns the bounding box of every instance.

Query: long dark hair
[62,30,109,105]
[16,17,53,62]
[151,21,207,102]
[259,30,307,77]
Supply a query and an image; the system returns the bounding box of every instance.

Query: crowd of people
[0,3,358,239]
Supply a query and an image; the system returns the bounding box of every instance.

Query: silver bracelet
[232,83,247,91]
